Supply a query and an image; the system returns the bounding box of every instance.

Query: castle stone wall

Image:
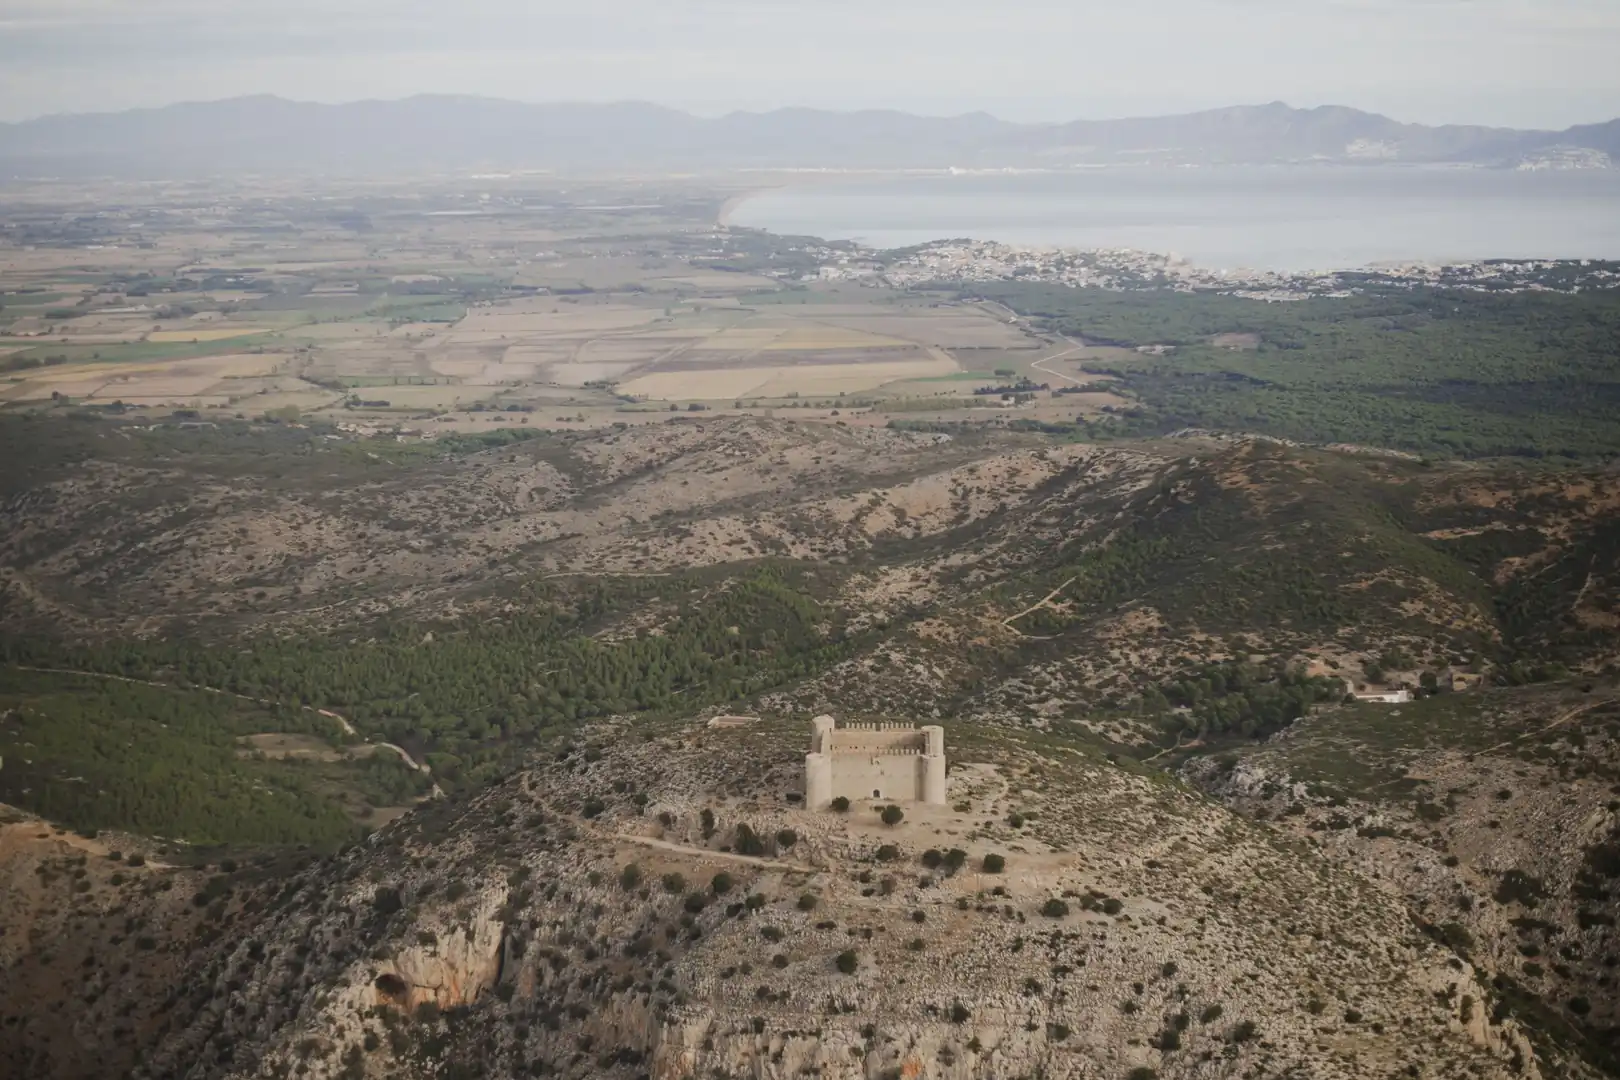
[804,715,946,808]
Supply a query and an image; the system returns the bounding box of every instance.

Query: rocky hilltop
[7,715,1572,1080]
[4,414,1620,1078]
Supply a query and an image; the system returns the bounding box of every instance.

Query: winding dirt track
[601,830,820,874]
[1030,344,1090,386]
[1003,575,1078,630]
[11,665,442,795]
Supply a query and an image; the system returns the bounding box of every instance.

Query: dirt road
[13,665,441,794]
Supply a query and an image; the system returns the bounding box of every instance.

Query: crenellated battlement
[830,745,925,756]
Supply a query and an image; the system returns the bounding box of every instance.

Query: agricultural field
[0,176,1133,437]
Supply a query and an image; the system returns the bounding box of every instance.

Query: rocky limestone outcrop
[369,889,508,1012]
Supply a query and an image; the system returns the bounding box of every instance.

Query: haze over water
[729,167,1620,273]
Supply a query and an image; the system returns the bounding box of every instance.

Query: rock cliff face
[95,715,1590,1080]
[370,891,508,1013]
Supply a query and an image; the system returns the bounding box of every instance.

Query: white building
[1353,689,1414,705]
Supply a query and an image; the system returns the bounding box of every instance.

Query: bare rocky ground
[1183,685,1620,1075]
[4,415,1620,1078]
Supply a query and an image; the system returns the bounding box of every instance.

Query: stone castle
[804,715,946,809]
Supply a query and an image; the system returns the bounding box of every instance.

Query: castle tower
[921,725,947,805]
[805,715,836,809]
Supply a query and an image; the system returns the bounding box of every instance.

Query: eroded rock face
[371,892,508,1012]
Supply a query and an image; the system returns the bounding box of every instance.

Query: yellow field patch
[147,327,269,342]
[7,352,282,384]
[89,375,222,399]
[543,361,643,386]
[6,377,111,400]
[619,355,957,401]
[428,358,490,378]
[691,326,906,352]
[455,304,661,335]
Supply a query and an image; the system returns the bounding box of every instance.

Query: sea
[726,166,1620,273]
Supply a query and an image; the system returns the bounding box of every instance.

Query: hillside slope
[4,415,1619,1078]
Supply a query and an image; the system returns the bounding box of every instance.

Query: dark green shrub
[620,864,643,890]
[776,829,798,849]
[982,854,1005,874]
[835,950,858,974]
[1494,870,1546,908]
[711,872,735,895]
[880,806,905,826]
[831,797,850,813]
[734,824,767,857]
[797,893,818,912]
[1041,899,1070,918]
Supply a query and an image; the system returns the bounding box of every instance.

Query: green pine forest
[0,668,428,848]
[962,283,1620,459]
[0,571,858,845]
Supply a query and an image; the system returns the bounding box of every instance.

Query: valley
[2,173,1619,1080]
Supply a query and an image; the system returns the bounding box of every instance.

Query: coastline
[714,169,937,229]
[715,189,756,228]
[712,166,1620,272]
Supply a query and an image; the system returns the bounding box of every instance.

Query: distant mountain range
[1,96,1616,177]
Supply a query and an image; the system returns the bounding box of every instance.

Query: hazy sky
[1,0,1617,127]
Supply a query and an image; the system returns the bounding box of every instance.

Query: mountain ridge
[1,94,1615,176]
